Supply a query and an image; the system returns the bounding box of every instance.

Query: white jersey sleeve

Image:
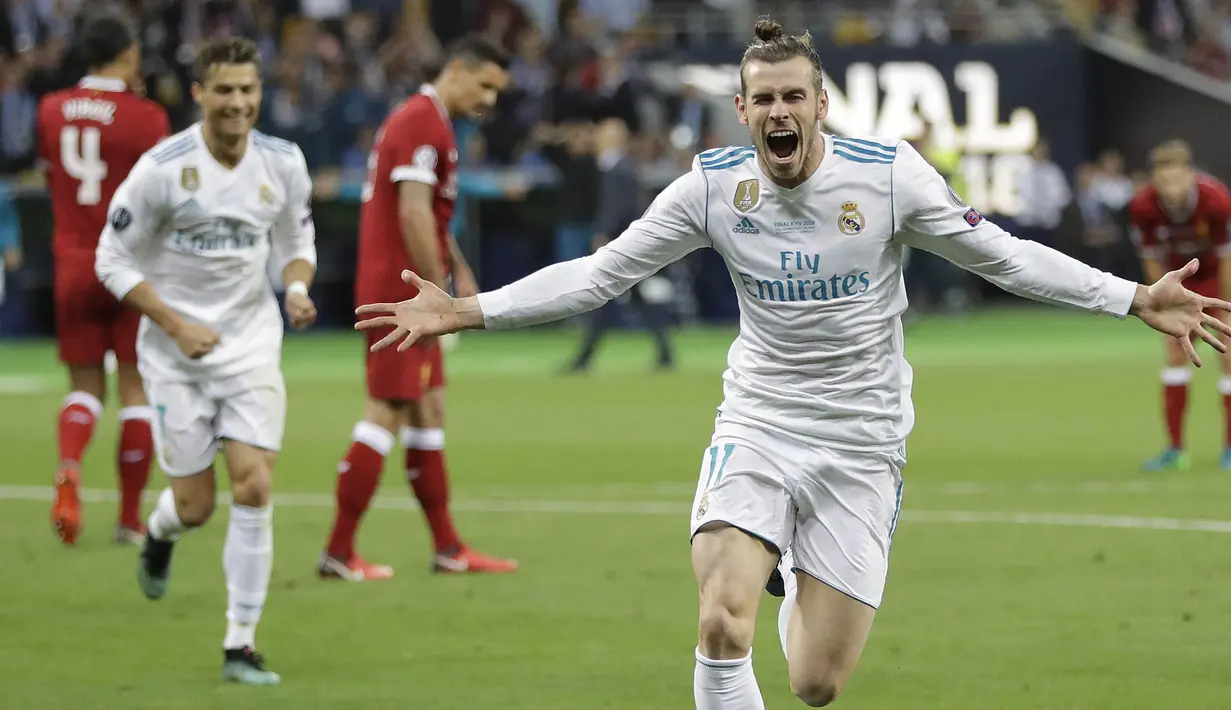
[269,146,317,273]
[476,158,712,329]
[891,141,1137,317]
[95,155,168,300]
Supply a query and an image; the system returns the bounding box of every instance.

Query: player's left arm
[445,233,479,298]
[272,147,319,330]
[890,140,1139,317]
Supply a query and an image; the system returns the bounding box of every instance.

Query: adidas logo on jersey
[732,217,759,235]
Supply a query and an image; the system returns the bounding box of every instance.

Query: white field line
[3,485,1231,533]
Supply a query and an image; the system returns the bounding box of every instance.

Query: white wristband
[286,280,308,297]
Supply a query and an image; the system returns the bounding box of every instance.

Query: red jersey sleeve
[384,104,447,187]
[1203,179,1231,258]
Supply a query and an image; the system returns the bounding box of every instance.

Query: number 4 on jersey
[60,126,107,206]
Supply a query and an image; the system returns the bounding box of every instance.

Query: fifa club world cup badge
[838,202,864,236]
[181,167,199,192]
[260,184,275,205]
[696,492,709,520]
[733,179,760,212]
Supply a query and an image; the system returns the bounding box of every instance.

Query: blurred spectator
[0,176,21,321]
[1091,149,1136,211]
[887,0,951,46]
[1072,162,1126,274]
[1016,138,1073,250]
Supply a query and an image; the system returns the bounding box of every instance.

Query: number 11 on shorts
[705,443,736,489]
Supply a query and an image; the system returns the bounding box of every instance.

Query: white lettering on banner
[678,61,1042,217]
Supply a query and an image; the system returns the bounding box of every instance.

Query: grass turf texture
[1,308,1229,709]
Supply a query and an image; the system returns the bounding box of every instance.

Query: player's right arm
[356,161,712,345]
[95,156,219,358]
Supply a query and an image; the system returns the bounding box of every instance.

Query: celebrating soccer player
[355,19,1231,708]
[37,13,170,546]
[1130,140,1231,471]
[94,37,318,685]
[320,35,516,580]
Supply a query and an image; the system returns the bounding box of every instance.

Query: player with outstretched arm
[356,20,1231,709]
[94,37,317,685]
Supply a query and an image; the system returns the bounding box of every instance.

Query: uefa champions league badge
[963,207,983,227]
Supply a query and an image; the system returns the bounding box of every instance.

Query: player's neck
[201,124,249,169]
[432,83,462,119]
[88,65,128,83]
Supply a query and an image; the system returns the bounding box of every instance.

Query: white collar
[78,76,128,93]
[419,83,450,121]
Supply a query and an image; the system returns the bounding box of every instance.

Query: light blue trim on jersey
[699,145,753,165]
[701,148,756,172]
[833,138,896,164]
[150,135,198,164]
[252,131,295,155]
[887,479,904,549]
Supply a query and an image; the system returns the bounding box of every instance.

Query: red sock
[326,422,392,561]
[117,408,154,530]
[58,392,101,469]
[1164,381,1188,450]
[407,428,461,554]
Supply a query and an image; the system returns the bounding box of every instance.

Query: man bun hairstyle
[740,17,823,94]
[193,36,261,83]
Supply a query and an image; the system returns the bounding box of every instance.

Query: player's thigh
[145,377,221,483]
[212,365,287,469]
[409,344,446,428]
[116,363,148,407]
[785,573,878,705]
[54,256,110,366]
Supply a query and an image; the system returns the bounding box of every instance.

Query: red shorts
[54,251,140,365]
[364,327,445,402]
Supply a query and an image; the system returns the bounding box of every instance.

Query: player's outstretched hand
[285,291,318,330]
[355,270,467,353]
[173,322,221,360]
[1133,258,1231,367]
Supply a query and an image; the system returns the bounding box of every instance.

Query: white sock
[694,647,764,710]
[147,488,184,541]
[223,503,273,650]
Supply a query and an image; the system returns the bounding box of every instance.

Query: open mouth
[766,129,799,162]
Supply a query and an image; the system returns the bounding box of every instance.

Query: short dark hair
[739,17,823,95]
[445,34,510,71]
[193,36,261,83]
[79,13,136,70]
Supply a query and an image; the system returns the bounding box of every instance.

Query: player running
[1129,140,1231,472]
[319,35,516,580]
[94,37,317,685]
[37,13,170,545]
[355,20,1231,708]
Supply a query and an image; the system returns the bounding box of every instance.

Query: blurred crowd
[1094,0,1231,81]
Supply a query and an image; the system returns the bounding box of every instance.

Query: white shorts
[145,365,287,477]
[689,419,905,609]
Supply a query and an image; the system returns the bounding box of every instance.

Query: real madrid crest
[838,201,864,236]
[696,492,709,520]
[181,167,199,192]
[260,184,275,205]
[733,179,760,213]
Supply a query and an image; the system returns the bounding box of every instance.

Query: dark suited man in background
[566,118,675,372]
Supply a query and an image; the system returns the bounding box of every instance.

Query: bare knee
[67,365,107,402]
[116,365,147,407]
[364,398,407,434]
[790,674,843,707]
[409,389,444,429]
[173,483,216,527]
[230,459,273,508]
[697,595,758,660]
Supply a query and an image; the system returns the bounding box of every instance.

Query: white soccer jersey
[95,123,317,382]
[477,135,1137,452]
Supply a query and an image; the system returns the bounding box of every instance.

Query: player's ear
[734,94,748,126]
[191,82,203,105]
[817,88,828,121]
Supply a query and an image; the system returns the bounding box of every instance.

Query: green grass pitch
[1,308,1230,709]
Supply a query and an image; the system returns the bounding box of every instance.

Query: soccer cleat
[766,545,792,597]
[50,466,82,545]
[433,546,519,574]
[317,552,394,581]
[1221,448,1231,471]
[222,647,280,685]
[113,524,145,546]
[1141,447,1189,472]
[137,534,175,600]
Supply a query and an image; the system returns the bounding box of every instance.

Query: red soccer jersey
[356,84,458,303]
[1129,175,1231,282]
[37,76,170,255]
